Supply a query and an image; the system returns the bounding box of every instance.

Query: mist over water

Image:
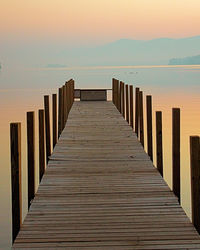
[0,65,200,249]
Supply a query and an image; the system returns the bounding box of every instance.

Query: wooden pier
[12,100,200,249]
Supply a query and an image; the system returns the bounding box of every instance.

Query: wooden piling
[38,110,45,182]
[139,91,144,147]
[44,95,51,163]
[122,82,125,118]
[146,95,153,161]
[112,78,115,105]
[135,87,140,137]
[129,85,134,129]
[172,108,180,202]
[52,94,57,148]
[119,81,123,113]
[190,136,200,233]
[27,111,35,209]
[125,84,129,123]
[156,111,163,176]
[116,79,120,111]
[58,87,63,138]
[62,85,66,128]
[10,123,22,243]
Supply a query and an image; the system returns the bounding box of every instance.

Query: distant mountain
[57,36,200,66]
[169,55,200,65]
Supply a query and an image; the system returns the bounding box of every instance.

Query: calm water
[0,65,200,249]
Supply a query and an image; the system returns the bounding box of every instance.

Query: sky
[1,0,200,46]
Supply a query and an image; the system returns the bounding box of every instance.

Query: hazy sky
[1,0,200,46]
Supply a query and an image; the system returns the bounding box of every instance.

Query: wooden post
[156,111,163,176]
[139,91,144,147]
[10,123,22,243]
[122,82,125,118]
[190,136,200,233]
[116,79,120,111]
[44,95,51,163]
[135,87,140,136]
[172,108,180,202]
[52,94,57,148]
[146,95,153,161]
[119,81,123,113]
[71,79,75,105]
[38,110,45,182]
[27,111,35,209]
[66,81,70,118]
[112,78,115,105]
[129,85,134,129]
[125,84,129,123]
[62,85,66,128]
[58,87,63,138]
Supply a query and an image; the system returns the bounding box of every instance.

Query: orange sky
[1,0,200,45]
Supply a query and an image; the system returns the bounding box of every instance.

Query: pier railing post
[122,82,125,118]
[119,81,123,113]
[116,79,120,111]
[156,111,163,176]
[52,94,57,148]
[172,108,180,202]
[27,111,35,209]
[10,123,22,243]
[125,84,129,124]
[146,95,153,161]
[38,109,45,182]
[58,87,63,138]
[135,87,140,137]
[139,91,144,147]
[129,85,134,129]
[190,136,200,233]
[44,95,51,163]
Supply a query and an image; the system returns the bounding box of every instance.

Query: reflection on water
[0,65,200,249]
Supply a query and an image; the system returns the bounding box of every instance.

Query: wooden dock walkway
[13,101,200,249]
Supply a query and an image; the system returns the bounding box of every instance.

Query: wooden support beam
[119,81,123,113]
[52,94,57,148]
[112,78,115,105]
[190,136,200,233]
[146,95,153,161]
[38,109,45,182]
[62,85,66,128]
[58,87,63,138]
[10,123,22,243]
[122,82,125,118]
[27,111,35,209]
[156,111,163,176]
[116,79,120,111]
[44,95,51,163]
[172,108,180,202]
[125,84,129,124]
[129,85,134,129]
[139,91,144,147]
[135,87,140,137]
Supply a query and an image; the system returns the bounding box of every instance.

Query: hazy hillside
[169,55,200,65]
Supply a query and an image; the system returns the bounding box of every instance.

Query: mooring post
[172,108,180,202]
[190,136,200,233]
[135,87,140,137]
[44,95,51,163]
[52,94,57,148]
[125,84,129,124]
[10,123,22,243]
[139,91,144,147]
[156,111,163,176]
[58,87,63,138]
[146,95,153,161]
[27,111,35,209]
[38,109,45,182]
[129,85,134,129]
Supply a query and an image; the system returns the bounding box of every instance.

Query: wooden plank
[13,101,200,249]
[27,111,35,209]
[52,94,57,148]
[135,88,140,137]
[38,109,45,182]
[10,123,22,243]
[58,87,63,138]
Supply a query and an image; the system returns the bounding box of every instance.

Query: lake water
[0,65,200,249]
